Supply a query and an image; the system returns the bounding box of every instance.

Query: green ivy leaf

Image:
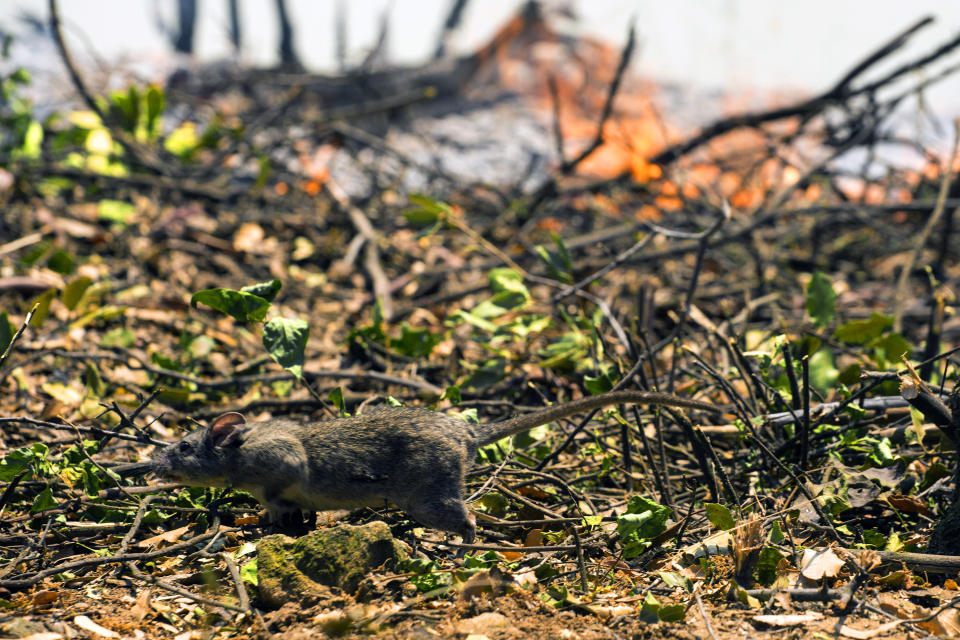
[100,327,135,348]
[442,385,461,405]
[393,324,442,358]
[834,312,893,344]
[29,288,57,328]
[31,486,58,512]
[63,276,93,310]
[583,373,614,395]
[755,546,784,586]
[328,387,348,417]
[658,603,686,622]
[704,503,736,530]
[262,317,309,380]
[47,249,74,275]
[190,288,270,323]
[240,559,258,586]
[805,272,836,329]
[241,279,282,303]
[145,85,165,139]
[0,311,13,354]
[617,496,671,558]
[0,444,47,481]
[98,199,136,226]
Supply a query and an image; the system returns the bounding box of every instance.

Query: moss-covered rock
[257,521,406,607]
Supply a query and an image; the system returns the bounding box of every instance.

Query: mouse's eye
[177,441,191,454]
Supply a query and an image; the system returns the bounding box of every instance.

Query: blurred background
[2,1,959,109]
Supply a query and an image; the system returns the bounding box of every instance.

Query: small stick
[693,589,720,640]
[800,355,811,469]
[570,526,590,594]
[0,303,37,372]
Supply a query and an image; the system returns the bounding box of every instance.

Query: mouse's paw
[263,503,316,535]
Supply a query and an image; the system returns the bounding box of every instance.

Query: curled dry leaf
[799,548,845,581]
[752,611,823,627]
[134,525,191,549]
[838,620,904,639]
[73,615,119,638]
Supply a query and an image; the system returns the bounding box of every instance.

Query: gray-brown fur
[150,390,720,541]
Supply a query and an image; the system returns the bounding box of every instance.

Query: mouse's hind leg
[400,484,477,543]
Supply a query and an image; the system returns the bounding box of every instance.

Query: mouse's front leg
[261,486,314,533]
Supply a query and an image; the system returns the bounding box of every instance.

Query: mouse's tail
[475,390,721,446]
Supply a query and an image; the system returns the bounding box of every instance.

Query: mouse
[149,390,721,542]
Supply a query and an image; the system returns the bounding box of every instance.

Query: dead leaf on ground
[135,525,191,548]
[73,615,119,638]
[799,547,845,581]
[752,611,823,627]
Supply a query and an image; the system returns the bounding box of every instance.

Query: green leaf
[704,503,736,530]
[808,348,838,392]
[0,311,13,354]
[241,279,282,303]
[617,496,672,558]
[393,324,442,358]
[190,288,270,323]
[20,119,42,158]
[164,121,199,157]
[755,546,784,586]
[583,373,614,395]
[29,288,57,328]
[98,199,136,226]
[404,193,452,226]
[834,312,893,344]
[768,520,785,544]
[151,352,181,372]
[69,305,127,330]
[639,593,661,623]
[20,241,50,267]
[63,276,93,310]
[805,271,836,328]
[873,333,910,367]
[262,317,309,380]
[145,85,165,139]
[487,268,530,311]
[31,486,58,512]
[328,387,348,417]
[84,362,105,397]
[240,559,258,586]
[0,444,47,481]
[442,385,461,404]
[658,603,686,622]
[460,359,507,391]
[534,234,574,284]
[47,249,74,275]
[100,327,135,348]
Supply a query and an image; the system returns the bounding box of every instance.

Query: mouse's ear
[209,412,247,447]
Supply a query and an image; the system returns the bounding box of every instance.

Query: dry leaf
[131,589,152,622]
[587,604,635,620]
[136,525,191,548]
[917,607,960,637]
[73,615,119,638]
[886,494,930,515]
[31,589,59,605]
[454,612,509,635]
[20,634,63,640]
[839,620,903,639]
[233,222,265,252]
[458,567,515,601]
[799,548,845,581]
[753,611,823,627]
